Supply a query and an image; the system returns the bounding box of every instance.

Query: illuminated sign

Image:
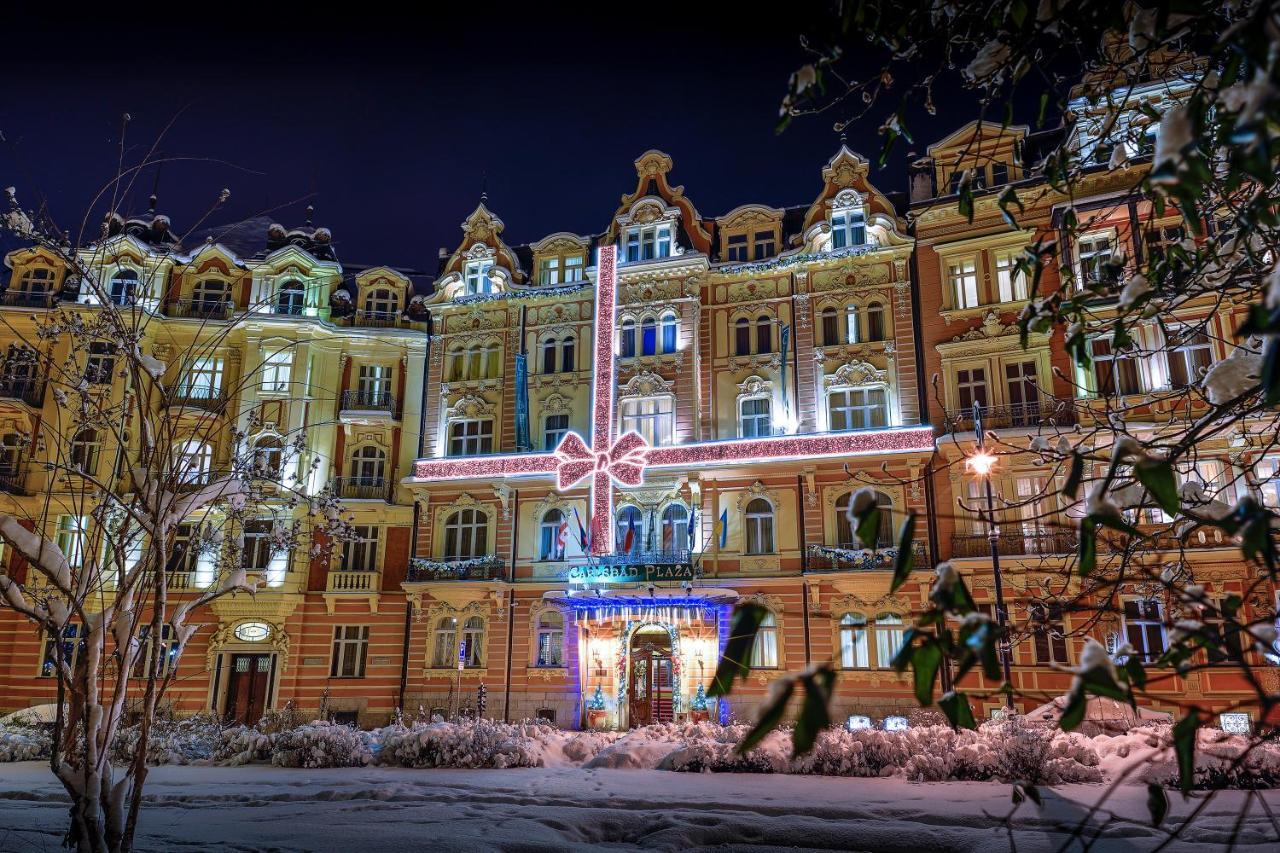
[233,622,270,642]
[565,563,697,584]
[1219,712,1250,734]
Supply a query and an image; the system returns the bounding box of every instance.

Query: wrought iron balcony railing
[943,399,1079,434]
[340,389,397,415]
[407,556,506,582]
[169,388,228,412]
[951,531,1078,559]
[806,541,929,573]
[0,466,31,496]
[592,549,693,567]
[0,377,46,407]
[168,299,236,321]
[332,476,391,502]
[346,309,416,329]
[0,290,57,309]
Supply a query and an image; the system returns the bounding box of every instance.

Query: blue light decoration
[882,715,909,732]
[587,685,606,711]
[717,695,731,725]
[846,714,872,731]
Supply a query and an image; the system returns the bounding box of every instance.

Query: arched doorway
[628,625,674,726]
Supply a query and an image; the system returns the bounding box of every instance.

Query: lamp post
[969,402,1015,710]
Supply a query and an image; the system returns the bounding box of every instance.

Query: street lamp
[970,401,1015,710]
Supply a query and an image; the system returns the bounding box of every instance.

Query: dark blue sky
[2,5,984,270]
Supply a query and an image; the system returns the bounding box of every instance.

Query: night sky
[3,6,988,271]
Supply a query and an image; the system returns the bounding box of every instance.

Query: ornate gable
[607,150,712,255]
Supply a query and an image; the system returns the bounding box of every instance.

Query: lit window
[432,617,458,668]
[540,509,567,561]
[535,611,565,667]
[873,613,906,667]
[175,441,213,484]
[739,397,771,438]
[538,256,560,285]
[615,506,644,555]
[135,625,180,678]
[261,349,293,392]
[623,224,672,262]
[543,414,569,450]
[620,397,673,447]
[660,314,678,353]
[1091,338,1141,396]
[845,305,860,344]
[661,504,689,552]
[448,419,495,456]
[563,255,585,283]
[831,206,866,249]
[948,258,980,309]
[641,318,657,356]
[1167,328,1213,388]
[55,515,88,570]
[356,364,392,405]
[461,617,485,668]
[464,260,494,295]
[840,613,869,668]
[330,626,369,678]
[752,611,779,668]
[1077,235,1113,286]
[1123,599,1167,662]
[994,250,1028,303]
[181,357,224,399]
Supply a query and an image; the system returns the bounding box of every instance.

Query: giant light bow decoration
[412,244,935,555]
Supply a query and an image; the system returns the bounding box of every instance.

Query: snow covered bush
[111,715,224,766]
[378,718,551,769]
[271,722,373,769]
[0,721,52,762]
[212,726,273,767]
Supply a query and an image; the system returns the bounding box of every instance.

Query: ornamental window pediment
[617,369,674,399]
[824,360,888,389]
[446,393,496,420]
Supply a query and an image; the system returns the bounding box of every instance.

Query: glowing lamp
[845,714,872,731]
[966,451,997,478]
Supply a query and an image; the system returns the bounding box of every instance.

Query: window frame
[330,625,370,678]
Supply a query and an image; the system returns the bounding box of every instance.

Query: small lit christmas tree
[691,683,708,712]
[587,685,606,711]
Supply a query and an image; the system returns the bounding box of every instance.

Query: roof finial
[480,171,488,204]
[839,131,848,149]
[305,205,314,226]
[148,194,158,214]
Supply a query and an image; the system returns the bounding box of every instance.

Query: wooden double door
[225,654,272,725]
[628,633,674,727]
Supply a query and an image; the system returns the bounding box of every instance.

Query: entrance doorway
[628,627,673,727]
[225,654,272,724]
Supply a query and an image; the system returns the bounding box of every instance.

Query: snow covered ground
[0,761,1278,852]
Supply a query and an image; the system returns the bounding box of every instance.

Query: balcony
[339,390,398,425]
[168,299,236,321]
[345,309,415,329]
[327,570,379,593]
[951,531,1078,559]
[0,290,56,309]
[0,466,31,496]
[806,541,930,573]
[0,377,46,408]
[166,571,196,591]
[168,389,228,413]
[332,476,391,502]
[407,556,505,582]
[943,399,1079,434]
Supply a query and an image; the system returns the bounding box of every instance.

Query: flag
[572,507,590,552]
[623,513,637,554]
[687,507,697,548]
[779,323,791,425]
[717,508,728,549]
[514,353,531,452]
[555,517,568,559]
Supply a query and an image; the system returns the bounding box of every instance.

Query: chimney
[907,154,936,204]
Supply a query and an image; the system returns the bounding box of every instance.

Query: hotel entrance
[628,626,674,726]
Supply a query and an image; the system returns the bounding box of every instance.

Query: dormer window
[830,204,866,249]
[623,224,672,263]
[364,288,399,318]
[464,259,494,295]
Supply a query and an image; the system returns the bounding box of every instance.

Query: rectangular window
[623,225,672,262]
[1004,361,1040,425]
[1123,599,1167,663]
[1031,603,1069,665]
[1254,456,1280,510]
[536,623,564,667]
[330,625,369,678]
[1091,338,1141,396]
[828,388,888,431]
[990,161,1009,185]
[357,364,391,398]
[40,624,85,678]
[726,233,748,262]
[620,397,674,447]
[136,625,180,679]
[994,250,1027,303]
[543,414,569,450]
[261,349,293,393]
[181,357,224,399]
[341,525,380,572]
[538,257,560,286]
[1202,600,1244,665]
[1167,328,1213,388]
[1077,234,1113,286]
[821,310,840,346]
[242,520,275,571]
[831,208,866,249]
[55,515,87,570]
[1145,224,1185,261]
[563,255,584,283]
[464,260,493,295]
[448,419,495,456]
[839,616,869,668]
[86,342,117,385]
[956,367,988,417]
[948,258,980,308]
[753,231,776,258]
[739,397,771,438]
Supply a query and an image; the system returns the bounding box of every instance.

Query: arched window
[540,508,566,561]
[752,611,779,668]
[873,613,906,667]
[845,304,860,344]
[541,337,558,374]
[821,307,840,346]
[70,428,101,475]
[660,313,678,353]
[348,445,386,484]
[560,335,575,373]
[616,505,644,555]
[109,269,138,306]
[432,617,458,668]
[483,343,501,378]
[734,318,751,356]
[866,302,886,342]
[620,320,636,358]
[253,436,283,479]
[175,440,212,484]
[840,613,869,668]
[535,610,564,667]
[744,498,775,554]
[465,344,483,380]
[755,316,772,354]
[276,279,305,315]
[641,317,657,356]
[661,504,689,552]
[0,433,24,477]
[443,508,488,559]
[461,616,485,668]
[364,288,398,318]
[834,490,895,548]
